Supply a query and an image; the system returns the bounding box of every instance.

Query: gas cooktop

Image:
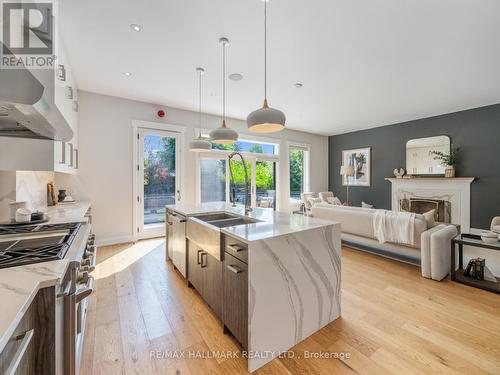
[0,222,82,269]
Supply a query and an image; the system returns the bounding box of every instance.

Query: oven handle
[5,329,34,375]
[75,276,94,303]
[57,280,72,298]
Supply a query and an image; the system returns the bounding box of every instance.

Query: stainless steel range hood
[0,44,73,141]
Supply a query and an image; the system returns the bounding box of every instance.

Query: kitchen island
[166,203,341,372]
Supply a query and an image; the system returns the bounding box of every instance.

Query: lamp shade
[189,137,211,152]
[247,100,285,133]
[209,120,238,144]
[340,165,355,176]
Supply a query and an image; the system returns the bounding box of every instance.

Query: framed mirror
[406,135,450,176]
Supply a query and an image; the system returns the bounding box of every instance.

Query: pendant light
[247,0,285,133]
[189,67,211,152]
[209,37,238,144]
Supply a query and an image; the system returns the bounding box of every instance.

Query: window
[200,159,226,203]
[255,160,277,209]
[197,136,280,210]
[289,143,310,200]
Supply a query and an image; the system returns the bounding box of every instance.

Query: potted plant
[430,145,460,178]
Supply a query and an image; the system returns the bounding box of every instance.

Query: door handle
[200,252,207,268]
[177,190,181,201]
[197,249,203,264]
[226,265,242,274]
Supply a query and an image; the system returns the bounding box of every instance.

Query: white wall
[59,91,328,244]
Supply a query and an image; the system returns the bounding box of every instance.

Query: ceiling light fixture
[229,73,243,81]
[130,24,142,32]
[189,67,211,152]
[123,72,132,76]
[294,83,303,88]
[247,0,285,133]
[209,37,238,144]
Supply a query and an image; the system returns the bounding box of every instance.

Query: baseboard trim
[342,239,421,266]
[95,235,136,247]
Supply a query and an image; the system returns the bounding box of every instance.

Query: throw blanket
[373,209,415,245]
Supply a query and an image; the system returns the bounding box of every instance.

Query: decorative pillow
[327,197,342,205]
[307,198,322,207]
[361,201,374,208]
[423,209,436,229]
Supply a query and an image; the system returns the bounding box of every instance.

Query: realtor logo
[1,1,56,68]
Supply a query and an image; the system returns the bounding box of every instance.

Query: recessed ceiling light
[229,73,243,81]
[130,24,142,32]
[123,72,132,77]
[294,83,303,88]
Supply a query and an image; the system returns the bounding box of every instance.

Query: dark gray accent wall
[328,104,500,229]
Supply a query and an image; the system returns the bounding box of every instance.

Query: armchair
[491,217,500,234]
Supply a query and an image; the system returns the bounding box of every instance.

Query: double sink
[192,212,260,228]
[186,212,260,261]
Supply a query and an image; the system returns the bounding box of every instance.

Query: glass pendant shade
[247,99,285,133]
[209,120,238,144]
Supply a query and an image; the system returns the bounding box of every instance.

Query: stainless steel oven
[55,233,95,375]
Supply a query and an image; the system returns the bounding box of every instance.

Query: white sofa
[311,204,458,281]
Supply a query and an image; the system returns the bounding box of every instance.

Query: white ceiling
[60,0,500,136]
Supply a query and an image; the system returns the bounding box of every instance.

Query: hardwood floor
[81,239,500,375]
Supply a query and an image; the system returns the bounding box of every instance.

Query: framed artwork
[342,147,371,186]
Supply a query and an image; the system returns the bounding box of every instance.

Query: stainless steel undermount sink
[193,213,259,228]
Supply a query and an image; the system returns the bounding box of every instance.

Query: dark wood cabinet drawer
[223,253,248,349]
[0,287,55,375]
[224,235,248,264]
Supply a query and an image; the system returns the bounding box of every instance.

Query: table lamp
[340,165,355,205]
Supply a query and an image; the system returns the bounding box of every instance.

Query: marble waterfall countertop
[0,201,91,353]
[166,202,335,243]
[167,202,342,372]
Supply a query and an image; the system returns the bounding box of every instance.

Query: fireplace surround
[386,177,475,232]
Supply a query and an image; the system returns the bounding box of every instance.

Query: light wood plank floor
[80,239,500,375]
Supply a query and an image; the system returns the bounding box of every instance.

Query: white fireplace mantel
[386,177,475,232]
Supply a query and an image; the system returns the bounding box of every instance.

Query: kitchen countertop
[166,202,336,243]
[0,201,91,354]
[0,260,69,353]
[41,200,92,225]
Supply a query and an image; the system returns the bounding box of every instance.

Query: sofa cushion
[308,197,322,207]
[492,225,500,234]
[327,197,342,205]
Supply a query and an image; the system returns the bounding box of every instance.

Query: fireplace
[400,197,451,223]
[386,177,474,232]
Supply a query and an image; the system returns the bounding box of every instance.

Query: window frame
[287,141,311,203]
[195,132,280,209]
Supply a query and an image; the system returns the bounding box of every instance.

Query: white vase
[444,165,455,178]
